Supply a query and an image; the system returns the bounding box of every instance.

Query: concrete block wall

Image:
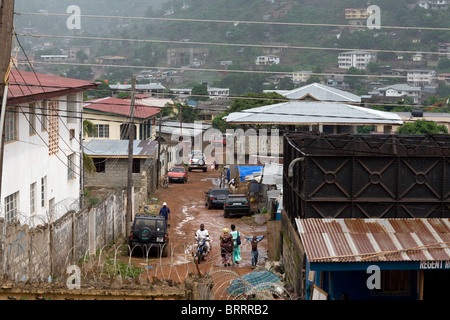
[84,159,147,189]
[0,191,125,282]
[3,224,30,281]
[29,226,51,281]
[74,210,90,263]
[51,214,73,276]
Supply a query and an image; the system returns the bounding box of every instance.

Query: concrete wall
[84,158,147,189]
[84,158,158,204]
[280,210,306,299]
[0,191,125,282]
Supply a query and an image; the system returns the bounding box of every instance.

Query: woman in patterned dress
[220,228,234,267]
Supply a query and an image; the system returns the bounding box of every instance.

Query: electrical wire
[8,65,83,176]
[11,34,151,173]
[14,11,450,32]
[16,32,449,57]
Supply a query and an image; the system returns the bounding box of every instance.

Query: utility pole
[157,110,162,190]
[0,0,15,200]
[0,0,15,278]
[126,76,136,235]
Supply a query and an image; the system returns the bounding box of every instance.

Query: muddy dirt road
[125,168,269,284]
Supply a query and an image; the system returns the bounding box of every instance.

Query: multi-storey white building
[338,51,377,70]
[255,55,280,66]
[1,70,97,226]
[406,69,437,87]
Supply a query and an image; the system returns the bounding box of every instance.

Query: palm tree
[82,120,97,174]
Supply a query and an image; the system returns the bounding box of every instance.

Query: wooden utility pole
[126,76,136,235]
[0,0,15,277]
[157,110,162,190]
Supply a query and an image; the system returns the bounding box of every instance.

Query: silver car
[188,154,207,172]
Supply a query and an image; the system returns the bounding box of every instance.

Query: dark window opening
[132,158,141,173]
[94,158,106,173]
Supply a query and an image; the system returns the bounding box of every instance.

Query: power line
[14,11,450,32]
[9,65,83,175]
[9,30,450,139]
[16,32,449,56]
[7,91,450,125]
[14,31,88,154]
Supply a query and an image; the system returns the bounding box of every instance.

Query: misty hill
[13,0,450,89]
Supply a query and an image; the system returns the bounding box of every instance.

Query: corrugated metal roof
[109,83,166,90]
[225,101,403,125]
[83,97,160,119]
[261,163,283,186]
[283,83,362,102]
[8,70,97,102]
[156,121,212,137]
[83,139,158,157]
[296,218,450,263]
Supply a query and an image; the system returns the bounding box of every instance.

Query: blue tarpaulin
[235,166,264,181]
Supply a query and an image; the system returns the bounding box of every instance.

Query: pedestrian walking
[230,224,242,265]
[159,202,170,224]
[220,228,234,267]
[244,235,264,268]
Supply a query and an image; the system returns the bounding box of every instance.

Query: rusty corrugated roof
[296,218,450,263]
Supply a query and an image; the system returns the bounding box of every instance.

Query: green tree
[278,77,295,90]
[87,80,112,99]
[212,91,285,131]
[396,119,448,134]
[66,66,93,81]
[344,67,365,90]
[438,58,450,72]
[82,120,97,174]
[191,83,209,102]
[76,50,88,63]
[175,103,200,123]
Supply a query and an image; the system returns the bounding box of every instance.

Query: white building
[255,55,280,66]
[407,69,437,87]
[1,70,97,226]
[417,0,448,10]
[374,84,422,104]
[169,86,229,100]
[338,51,377,70]
[438,42,450,58]
[292,71,313,84]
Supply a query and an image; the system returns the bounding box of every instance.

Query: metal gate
[283,133,450,219]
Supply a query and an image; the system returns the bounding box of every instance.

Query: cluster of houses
[2,58,450,299]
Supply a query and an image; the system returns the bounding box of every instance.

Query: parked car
[205,188,231,209]
[191,150,204,157]
[212,137,226,147]
[224,194,251,218]
[128,215,169,257]
[188,154,207,172]
[167,166,188,183]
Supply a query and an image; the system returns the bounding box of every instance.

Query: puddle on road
[175,205,196,236]
[200,176,222,187]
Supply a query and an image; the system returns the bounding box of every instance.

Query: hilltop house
[255,55,280,66]
[372,84,422,104]
[338,51,377,70]
[109,83,167,98]
[2,70,97,226]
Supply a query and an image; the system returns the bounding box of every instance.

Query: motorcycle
[161,175,169,189]
[194,238,209,265]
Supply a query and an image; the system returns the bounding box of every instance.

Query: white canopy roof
[225,101,403,126]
